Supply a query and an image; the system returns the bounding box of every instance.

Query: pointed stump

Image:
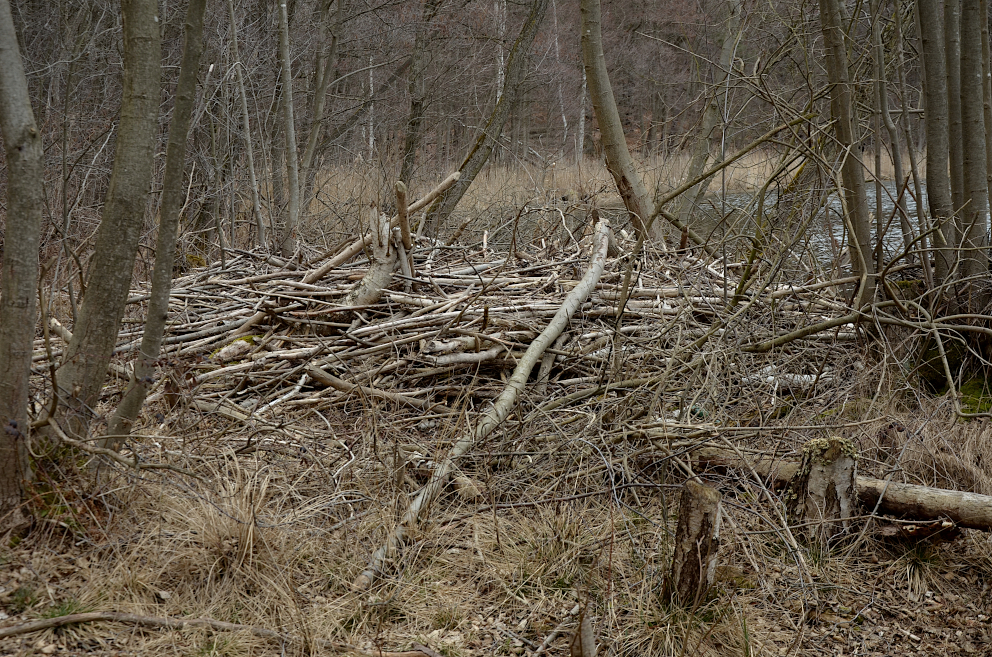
[785,436,857,545]
[665,479,722,607]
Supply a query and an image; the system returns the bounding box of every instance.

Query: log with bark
[696,447,992,532]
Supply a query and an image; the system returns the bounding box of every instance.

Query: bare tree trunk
[872,0,913,255]
[819,0,874,304]
[56,0,161,440]
[959,0,989,283]
[896,1,932,287]
[277,0,301,258]
[421,0,548,234]
[785,437,857,546]
[946,0,965,224]
[0,0,43,532]
[577,66,587,163]
[919,0,955,285]
[664,480,721,607]
[398,0,441,185]
[675,0,741,228]
[228,0,266,249]
[300,0,340,214]
[580,0,656,241]
[105,0,206,449]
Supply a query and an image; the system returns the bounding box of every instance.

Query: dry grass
[9,162,992,656]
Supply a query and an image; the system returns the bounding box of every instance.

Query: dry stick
[231,172,460,336]
[0,611,428,657]
[305,365,452,413]
[351,220,612,591]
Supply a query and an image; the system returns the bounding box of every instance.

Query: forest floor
[2,206,992,656]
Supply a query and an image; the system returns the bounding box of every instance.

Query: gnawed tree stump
[784,436,857,544]
[665,480,722,606]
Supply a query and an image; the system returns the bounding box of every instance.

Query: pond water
[692,181,933,267]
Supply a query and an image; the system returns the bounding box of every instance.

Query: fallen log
[696,447,992,531]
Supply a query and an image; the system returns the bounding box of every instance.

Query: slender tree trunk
[872,0,913,255]
[421,0,549,234]
[919,0,955,286]
[675,0,741,227]
[399,0,442,186]
[577,66,587,163]
[56,0,161,440]
[946,0,965,221]
[228,0,266,249]
[958,0,989,283]
[0,0,44,532]
[299,1,340,215]
[819,0,874,303]
[580,0,656,240]
[276,0,301,257]
[105,0,206,449]
[896,1,932,287]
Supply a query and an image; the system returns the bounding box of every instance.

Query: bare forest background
[2,0,992,655]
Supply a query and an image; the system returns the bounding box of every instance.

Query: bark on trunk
[580,0,656,241]
[421,0,548,235]
[959,0,989,283]
[0,0,44,531]
[105,0,206,449]
[276,0,301,258]
[919,0,955,285]
[784,437,858,545]
[946,0,965,231]
[664,480,721,607]
[56,0,161,440]
[819,0,874,303]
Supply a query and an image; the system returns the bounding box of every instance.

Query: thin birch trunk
[105,0,206,448]
[227,0,266,249]
[276,0,300,258]
[577,67,587,164]
[0,0,44,530]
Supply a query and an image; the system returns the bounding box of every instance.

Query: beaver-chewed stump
[785,436,858,545]
[664,479,722,607]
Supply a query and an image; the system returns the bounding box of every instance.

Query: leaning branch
[352,220,613,590]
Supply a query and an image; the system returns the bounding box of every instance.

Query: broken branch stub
[785,436,857,544]
[665,479,721,607]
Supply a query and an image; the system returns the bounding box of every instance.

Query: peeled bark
[56,0,161,440]
[919,0,955,285]
[784,437,858,545]
[696,447,992,532]
[337,206,397,312]
[0,0,44,531]
[664,480,722,607]
[580,0,655,241]
[104,0,206,449]
[421,0,548,234]
[819,0,874,303]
